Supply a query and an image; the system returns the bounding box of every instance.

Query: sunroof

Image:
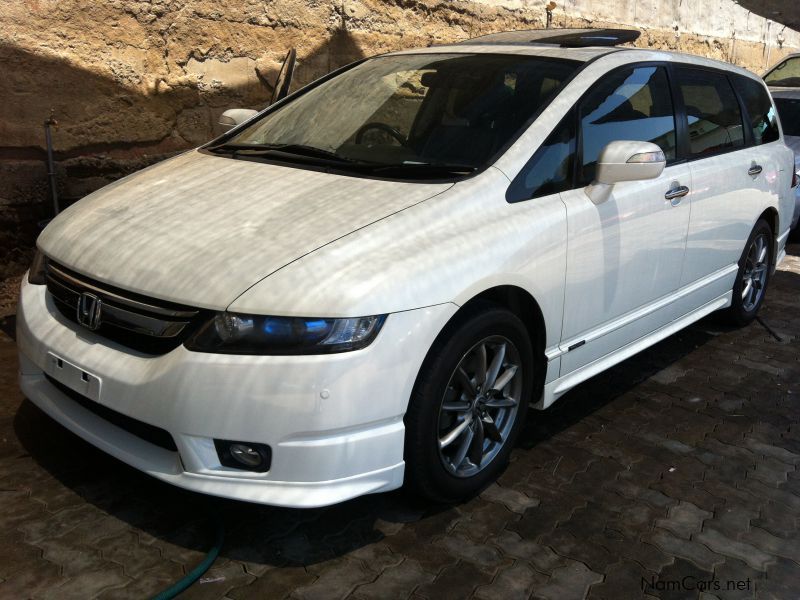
[460,28,641,48]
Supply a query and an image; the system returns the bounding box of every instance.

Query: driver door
[558,64,692,376]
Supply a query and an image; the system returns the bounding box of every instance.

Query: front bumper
[17,279,456,507]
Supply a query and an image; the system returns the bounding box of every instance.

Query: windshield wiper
[258,143,354,162]
[208,146,477,177]
[369,162,478,176]
[209,143,358,164]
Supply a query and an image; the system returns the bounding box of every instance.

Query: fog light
[231,444,262,466]
[214,439,271,472]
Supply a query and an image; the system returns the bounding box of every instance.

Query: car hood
[38,150,452,309]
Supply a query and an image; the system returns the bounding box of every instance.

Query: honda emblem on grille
[77,292,103,330]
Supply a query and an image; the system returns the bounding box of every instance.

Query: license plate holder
[45,352,102,402]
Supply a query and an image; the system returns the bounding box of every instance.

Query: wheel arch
[757,206,780,270]
[759,206,779,237]
[461,285,547,359]
[410,285,549,407]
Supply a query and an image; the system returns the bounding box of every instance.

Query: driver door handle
[665,186,690,203]
[748,164,763,176]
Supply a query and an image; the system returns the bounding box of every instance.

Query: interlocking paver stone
[474,562,547,600]
[705,505,759,540]
[479,484,539,514]
[740,526,800,563]
[0,559,68,599]
[452,500,518,542]
[648,529,725,572]
[489,530,566,573]
[180,561,255,600]
[416,561,495,600]
[228,567,316,600]
[532,560,604,600]
[295,557,376,600]
[353,559,434,599]
[538,528,617,573]
[39,563,130,600]
[97,561,185,600]
[694,528,773,571]
[655,501,712,539]
[587,560,656,600]
[743,440,800,465]
[646,558,715,600]
[437,532,510,571]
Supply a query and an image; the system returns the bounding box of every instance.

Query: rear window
[675,67,745,156]
[735,76,780,145]
[774,97,800,137]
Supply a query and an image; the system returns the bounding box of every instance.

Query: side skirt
[533,291,731,410]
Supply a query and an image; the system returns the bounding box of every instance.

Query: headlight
[184,313,387,355]
[28,249,46,285]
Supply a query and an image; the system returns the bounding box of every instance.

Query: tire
[404,302,534,503]
[724,218,773,326]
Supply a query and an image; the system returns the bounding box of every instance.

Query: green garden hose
[151,518,225,600]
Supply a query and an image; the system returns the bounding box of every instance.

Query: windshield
[218,53,579,175]
[765,56,800,88]
[775,97,800,137]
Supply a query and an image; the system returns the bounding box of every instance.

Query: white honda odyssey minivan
[17,29,797,507]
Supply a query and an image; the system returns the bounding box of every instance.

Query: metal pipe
[545,2,556,29]
[44,110,59,216]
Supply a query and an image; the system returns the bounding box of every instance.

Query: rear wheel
[404,304,534,503]
[724,218,773,325]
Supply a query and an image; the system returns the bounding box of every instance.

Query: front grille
[45,261,206,355]
[45,374,178,452]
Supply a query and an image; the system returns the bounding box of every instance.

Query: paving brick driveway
[0,245,798,600]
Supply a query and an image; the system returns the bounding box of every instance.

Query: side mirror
[586,141,666,204]
[218,108,259,132]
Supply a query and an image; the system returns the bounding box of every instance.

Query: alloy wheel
[437,336,523,478]
[742,232,769,312]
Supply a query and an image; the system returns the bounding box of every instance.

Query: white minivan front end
[17,262,456,507]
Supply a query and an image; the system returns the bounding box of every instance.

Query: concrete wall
[1,0,799,270]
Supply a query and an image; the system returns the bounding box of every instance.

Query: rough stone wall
[1,0,799,271]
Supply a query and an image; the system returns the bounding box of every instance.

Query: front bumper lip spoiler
[20,371,405,508]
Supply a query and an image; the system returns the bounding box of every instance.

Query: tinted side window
[735,76,780,145]
[675,68,745,156]
[579,66,676,185]
[507,112,576,202]
[775,97,800,137]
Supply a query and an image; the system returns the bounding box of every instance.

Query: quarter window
[675,68,745,156]
[735,76,780,145]
[507,111,576,202]
[578,66,677,185]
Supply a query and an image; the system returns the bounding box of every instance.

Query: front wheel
[404,304,534,503]
[724,218,773,325]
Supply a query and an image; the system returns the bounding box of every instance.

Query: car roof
[770,88,800,99]
[461,28,641,48]
[386,43,617,63]
[386,43,762,80]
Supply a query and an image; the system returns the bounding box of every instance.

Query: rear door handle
[665,186,690,204]
[748,165,763,176]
